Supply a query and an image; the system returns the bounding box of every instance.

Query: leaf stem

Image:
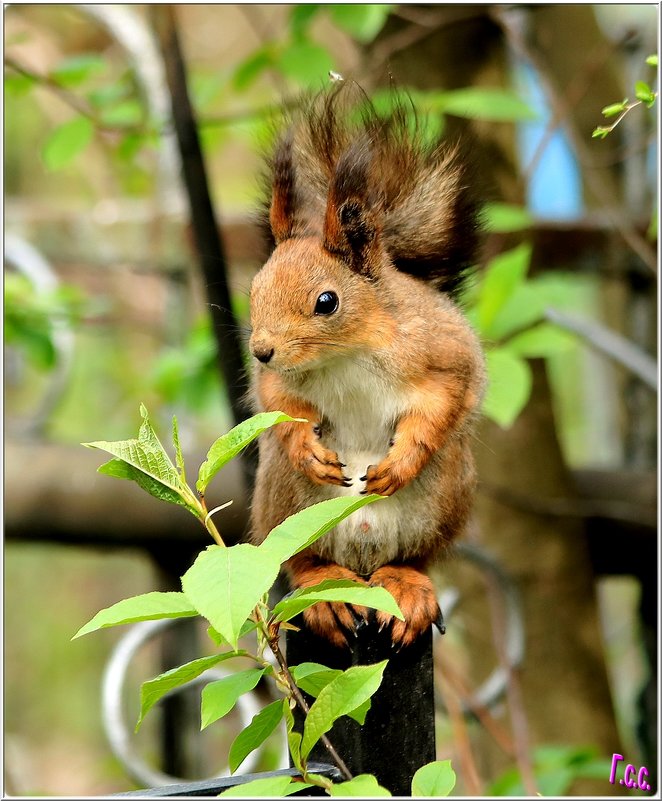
[197,495,226,547]
[594,94,658,138]
[253,607,354,782]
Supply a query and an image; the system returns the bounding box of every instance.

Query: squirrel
[248,85,486,649]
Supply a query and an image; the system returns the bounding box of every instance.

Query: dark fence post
[286,620,436,796]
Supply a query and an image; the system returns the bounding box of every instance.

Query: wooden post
[286,620,436,796]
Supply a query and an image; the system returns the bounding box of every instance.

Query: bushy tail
[263,83,483,298]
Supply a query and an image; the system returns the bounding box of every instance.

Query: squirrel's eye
[314,291,339,315]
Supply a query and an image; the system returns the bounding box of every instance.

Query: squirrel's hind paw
[369,565,440,649]
[302,601,369,648]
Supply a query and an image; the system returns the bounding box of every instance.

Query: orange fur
[288,553,369,648]
[258,371,349,487]
[369,565,440,648]
[249,86,486,649]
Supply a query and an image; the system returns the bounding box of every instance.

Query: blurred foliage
[4,273,86,369]
[4,5,653,792]
[489,744,613,796]
[5,3,559,433]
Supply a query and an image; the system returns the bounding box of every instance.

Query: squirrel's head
[249,234,394,374]
[249,125,403,372]
[250,124,398,373]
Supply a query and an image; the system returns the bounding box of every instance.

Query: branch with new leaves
[73,406,456,797]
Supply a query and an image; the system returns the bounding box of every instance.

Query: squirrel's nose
[253,345,274,364]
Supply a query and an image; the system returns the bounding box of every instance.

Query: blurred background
[4,4,658,796]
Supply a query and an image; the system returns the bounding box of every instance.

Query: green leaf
[201,668,266,729]
[481,282,544,342]
[233,51,272,92]
[290,5,321,38]
[207,620,258,648]
[197,411,305,494]
[330,774,392,796]
[87,81,130,108]
[272,579,403,623]
[301,660,387,759]
[233,47,276,91]
[436,88,536,121]
[601,100,628,118]
[592,126,610,139]
[84,404,197,512]
[411,760,457,796]
[483,202,533,233]
[97,458,192,509]
[260,495,385,563]
[482,349,532,429]
[218,776,307,797]
[574,758,615,779]
[49,53,105,87]
[42,117,94,171]
[99,99,143,127]
[645,54,658,67]
[5,71,36,97]
[137,652,245,731]
[73,591,197,639]
[182,544,280,650]
[476,244,532,336]
[505,323,576,358]
[228,700,284,773]
[172,416,185,480]
[276,41,335,87]
[329,5,393,43]
[635,80,655,104]
[647,204,658,242]
[291,662,370,724]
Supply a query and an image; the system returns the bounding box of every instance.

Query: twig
[523,34,628,184]
[491,7,657,275]
[544,306,657,390]
[255,609,354,783]
[151,5,249,434]
[435,662,484,795]
[593,96,658,139]
[484,569,539,796]
[200,96,301,129]
[479,480,654,527]
[239,5,288,97]
[366,8,486,85]
[4,56,144,135]
[437,658,516,757]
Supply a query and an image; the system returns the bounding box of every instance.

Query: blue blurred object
[516,63,584,220]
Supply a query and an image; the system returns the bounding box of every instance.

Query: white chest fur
[294,357,429,574]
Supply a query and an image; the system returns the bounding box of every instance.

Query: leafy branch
[592,54,658,139]
[4,55,145,136]
[73,406,459,795]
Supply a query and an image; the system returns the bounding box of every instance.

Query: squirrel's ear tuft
[269,133,297,245]
[323,143,379,278]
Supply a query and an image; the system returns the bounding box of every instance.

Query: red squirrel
[248,85,486,648]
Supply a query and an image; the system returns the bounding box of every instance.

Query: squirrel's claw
[370,565,440,648]
[296,439,351,486]
[434,606,446,635]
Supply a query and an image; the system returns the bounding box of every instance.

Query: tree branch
[4,56,144,135]
[544,306,657,390]
[491,7,657,275]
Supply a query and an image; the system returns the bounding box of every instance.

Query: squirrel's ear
[323,146,380,278]
[269,133,297,245]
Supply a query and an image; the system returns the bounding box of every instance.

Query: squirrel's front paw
[362,456,413,496]
[369,565,440,649]
[291,435,351,487]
